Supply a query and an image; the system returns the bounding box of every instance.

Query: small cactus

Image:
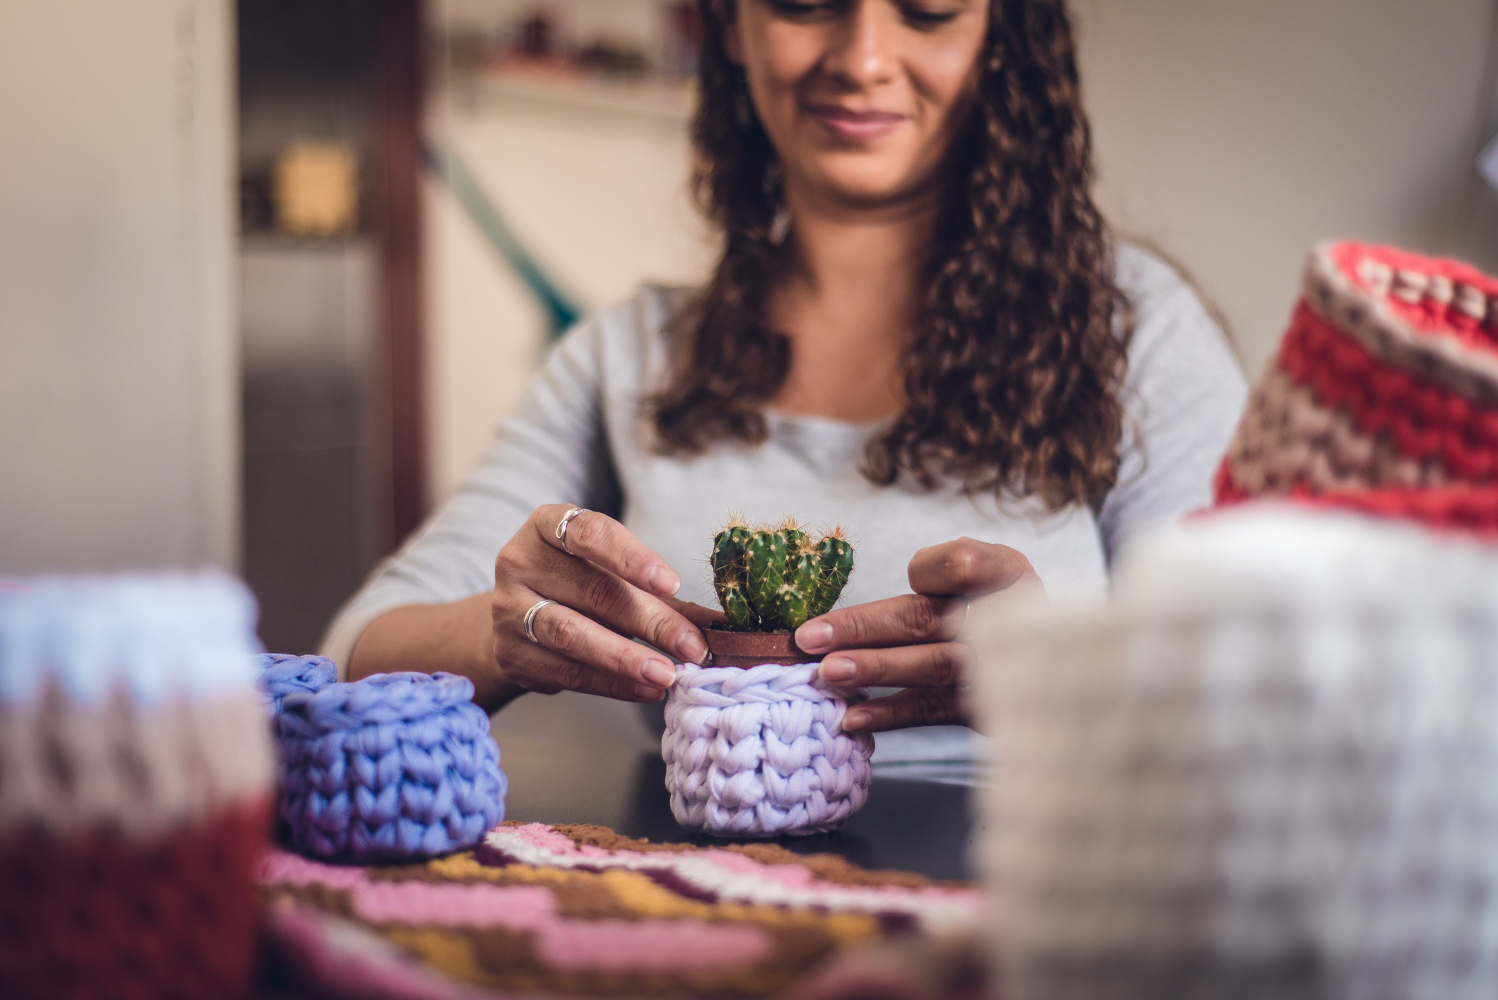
[710,516,856,632]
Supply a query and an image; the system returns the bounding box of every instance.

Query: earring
[770,207,791,246]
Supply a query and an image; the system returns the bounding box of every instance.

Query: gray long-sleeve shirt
[322,243,1246,763]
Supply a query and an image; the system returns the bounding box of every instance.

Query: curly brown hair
[648,0,1132,511]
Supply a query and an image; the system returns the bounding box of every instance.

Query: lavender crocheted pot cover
[255,653,337,715]
[663,662,873,837]
[276,671,506,861]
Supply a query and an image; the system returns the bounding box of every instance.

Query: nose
[823,0,897,90]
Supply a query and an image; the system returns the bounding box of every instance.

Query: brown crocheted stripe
[0,683,274,839]
[538,822,958,889]
[1303,241,1498,406]
[1223,367,1446,496]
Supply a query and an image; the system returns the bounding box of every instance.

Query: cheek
[910,41,987,122]
[746,23,822,98]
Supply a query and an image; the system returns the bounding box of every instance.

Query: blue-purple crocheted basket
[257,652,338,714]
[259,659,506,862]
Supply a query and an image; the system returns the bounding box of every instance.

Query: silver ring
[555,507,591,555]
[523,599,557,644]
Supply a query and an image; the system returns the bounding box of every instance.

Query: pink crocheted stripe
[261,847,775,974]
[351,882,556,928]
[490,825,978,904]
[261,849,368,889]
[535,920,771,972]
[507,821,615,857]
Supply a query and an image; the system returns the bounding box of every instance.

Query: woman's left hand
[792,538,1044,733]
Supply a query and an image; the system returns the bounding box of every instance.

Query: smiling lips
[806,103,907,143]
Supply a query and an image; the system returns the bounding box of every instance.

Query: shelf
[450,72,695,125]
[239,231,373,252]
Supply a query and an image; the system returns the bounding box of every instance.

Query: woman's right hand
[490,505,716,702]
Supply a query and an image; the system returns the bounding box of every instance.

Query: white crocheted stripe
[662,663,873,837]
[1223,367,1441,495]
[1303,241,1498,406]
[0,686,274,838]
[481,825,984,935]
[970,507,1498,992]
[0,572,262,707]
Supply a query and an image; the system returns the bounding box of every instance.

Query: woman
[326,0,1243,737]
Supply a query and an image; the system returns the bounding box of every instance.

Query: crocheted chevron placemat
[259,821,985,999]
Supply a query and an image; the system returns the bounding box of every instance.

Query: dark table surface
[495,734,980,881]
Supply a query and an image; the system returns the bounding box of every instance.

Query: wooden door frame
[373,0,426,550]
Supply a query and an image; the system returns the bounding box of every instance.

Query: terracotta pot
[704,627,821,668]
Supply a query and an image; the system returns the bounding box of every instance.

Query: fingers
[496,520,707,665]
[816,641,974,688]
[533,505,680,598]
[498,630,670,703]
[523,599,679,689]
[665,597,728,630]
[841,686,965,733]
[793,593,963,655]
[906,537,1040,597]
[529,550,707,665]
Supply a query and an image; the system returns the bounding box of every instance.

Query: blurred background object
[273,141,360,236]
[237,0,385,656]
[0,1,238,575]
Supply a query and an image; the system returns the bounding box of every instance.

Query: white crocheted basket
[662,662,873,837]
[969,506,1498,1000]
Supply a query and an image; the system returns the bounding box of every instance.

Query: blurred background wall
[1074,0,1498,375]
[0,0,237,574]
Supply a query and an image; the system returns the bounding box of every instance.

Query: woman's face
[728,0,990,212]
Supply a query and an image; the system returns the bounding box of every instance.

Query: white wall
[1074,0,1498,373]
[0,0,238,573]
[424,68,713,501]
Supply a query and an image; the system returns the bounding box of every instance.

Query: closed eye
[764,0,840,19]
[898,3,962,30]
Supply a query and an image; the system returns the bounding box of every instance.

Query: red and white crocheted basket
[0,575,275,1000]
[1215,240,1498,536]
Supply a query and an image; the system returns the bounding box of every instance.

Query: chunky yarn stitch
[276,671,506,861]
[255,653,337,715]
[663,663,872,837]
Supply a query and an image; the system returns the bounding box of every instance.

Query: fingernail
[843,709,869,731]
[819,656,856,683]
[678,630,707,665]
[648,564,681,596]
[796,620,833,653]
[643,660,676,688]
[634,683,666,702]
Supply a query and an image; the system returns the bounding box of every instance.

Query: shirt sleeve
[319,314,622,676]
[1097,246,1249,562]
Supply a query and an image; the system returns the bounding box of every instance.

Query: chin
[806,160,931,211]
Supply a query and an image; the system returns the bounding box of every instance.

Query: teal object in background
[423,141,583,340]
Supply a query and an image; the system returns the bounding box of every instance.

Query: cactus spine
[710,517,855,632]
